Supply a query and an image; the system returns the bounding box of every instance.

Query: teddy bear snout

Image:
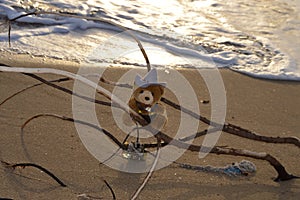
[137,90,154,105]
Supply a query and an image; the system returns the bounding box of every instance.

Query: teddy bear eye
[139,90,144,94]
[151,92,154,96]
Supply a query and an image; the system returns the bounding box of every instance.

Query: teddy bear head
[132,68,165,107]
[126,69,167,126]
[132,84,165,106]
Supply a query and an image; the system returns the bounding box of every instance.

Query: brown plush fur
[127,85,167,129]
[128,85,164,115]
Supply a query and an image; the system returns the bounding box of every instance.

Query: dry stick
[100,76,132,89]
[103,180,116,200]
[8,21,11,48]
[100,128,137,166]
[161,97,300,148]
[223,123,300,147]
[21,113,125,150]
[130,138,161,200]
[19,113,120,198]
[153,131,296,181]
[24,73,111,107]
[179,127,219,142]
[7,11,151,71]
[1,164,57,184]
[1,160,66,187]
[0,77,69,107]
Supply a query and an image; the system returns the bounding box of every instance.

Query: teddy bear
[124,68,167,133]
[122,69,167,160]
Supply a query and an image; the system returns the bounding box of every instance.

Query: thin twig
[8,21,11,48]
[130,138,161,200]
[1,160,66,187]
[0,77,69,107]
[21,113,125,149]
[179,128,217,142]
[103,180,116,200]
[100,128,136,166]
[100,76,132,89]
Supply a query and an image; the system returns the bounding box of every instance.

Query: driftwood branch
[100,76,132,89]
[130,138,161,200]
[161,97,300,148]
[1,160,66,187]
[211,147,298,181]
[0,77,69,107]
[103,180,116,200]
[153,130,297,181]
[21,113,125,150]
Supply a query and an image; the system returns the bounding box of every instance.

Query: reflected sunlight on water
[0,0,299,80]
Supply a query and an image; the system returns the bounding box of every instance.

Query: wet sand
[0,52,299,199]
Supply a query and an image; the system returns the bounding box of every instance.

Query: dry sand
[0,52,300,200]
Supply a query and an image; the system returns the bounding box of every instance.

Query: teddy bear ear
[158,85,165,96]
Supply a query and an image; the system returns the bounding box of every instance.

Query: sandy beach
[0,52,300,200]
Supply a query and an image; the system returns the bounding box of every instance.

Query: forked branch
[161,97,300,148]
[154,130,297,181]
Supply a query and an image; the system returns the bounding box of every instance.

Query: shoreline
[1,51,300,83]
[0,53,300,199]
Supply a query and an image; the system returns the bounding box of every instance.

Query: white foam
[0,0,299,80]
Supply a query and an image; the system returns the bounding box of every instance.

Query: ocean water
[0,0,300,80]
